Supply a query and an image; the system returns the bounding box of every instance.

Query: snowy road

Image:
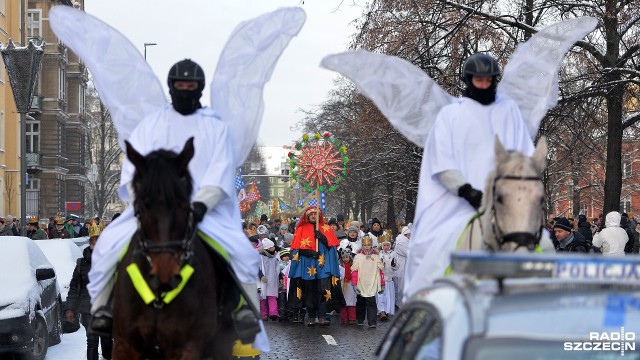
[46,329,90,359]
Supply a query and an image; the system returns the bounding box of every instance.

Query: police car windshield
[464,338,640,359]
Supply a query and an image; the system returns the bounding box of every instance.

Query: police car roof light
[450,252,640,283]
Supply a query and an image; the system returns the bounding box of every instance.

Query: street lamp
[143,42,157,60]
[0,39,45,235]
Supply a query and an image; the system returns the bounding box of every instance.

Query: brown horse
[112,138,237,360]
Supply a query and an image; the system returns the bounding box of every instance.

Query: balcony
[30,95,43,112]
[26,153,42,171]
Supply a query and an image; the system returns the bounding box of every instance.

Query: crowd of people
[0,214,120,240]
[547,212,640,254]
[243,211,412,328]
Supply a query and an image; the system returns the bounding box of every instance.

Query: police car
[376,252,640,359]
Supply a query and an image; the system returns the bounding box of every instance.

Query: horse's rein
[489,175,544,252]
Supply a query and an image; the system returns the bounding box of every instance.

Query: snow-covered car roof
[0,237,58,317]
[34,239,83,301]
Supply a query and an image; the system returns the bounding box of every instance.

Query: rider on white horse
[402,54,534,299]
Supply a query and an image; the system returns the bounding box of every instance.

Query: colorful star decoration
[318,254,326,266]
[297,287,302,300]
[323,289,332,302]
[307,266,317,277]
[300,237,312,248]
[332,276,339,287]
[295,138,344,189]
[293,252,300,261]
[321,224,330,232]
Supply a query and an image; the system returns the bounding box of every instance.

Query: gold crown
[362,236,373,247]
[378,233,392,244]
[89,224,102,238]
[28,216,39,225]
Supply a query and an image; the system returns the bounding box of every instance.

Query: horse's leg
[112,337,144,360]
[172,343,201,360]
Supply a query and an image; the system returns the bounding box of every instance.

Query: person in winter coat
[49,218,72,239]
[621,215,639,254]
[576,214,593,244]
[593,211,628,256]
[258,238,281,321]
[376,239,397,321]
[66,230,113,360]
[339,248,357,325]
[351,236,383,328]
[553,218,589,253]
[28,218,48,240]
[393,226,410,307]
[339,225,362,256]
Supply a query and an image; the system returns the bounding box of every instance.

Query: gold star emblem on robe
[331,276,339,287]
[307,266,317,277]
[296,287,302,299]
[323,289,332,302]
[300,237,312,248]
[318,254,326,266]
[293,252,300,261]
[321,224,330,232]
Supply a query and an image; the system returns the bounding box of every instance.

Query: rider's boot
[89,279,113,337]
[233,282,261,344]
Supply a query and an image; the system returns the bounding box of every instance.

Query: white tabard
[403,95,534,299]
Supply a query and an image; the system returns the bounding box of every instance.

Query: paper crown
[89,224,102,238]
[362,236,373,247]
[28,216,39,225]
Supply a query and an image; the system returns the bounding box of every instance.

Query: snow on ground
[46,327,91,359]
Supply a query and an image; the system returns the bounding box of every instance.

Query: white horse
[458,136,553,253]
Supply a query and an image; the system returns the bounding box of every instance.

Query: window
[26,178,40,190]
[620,195,631,214]
[26,121,40,153]
[79,85,85,115]
[58,67,65,101]
[270,188,275,197]
[623,154,632,178]
[27,9,42,39]
[278,188,284,197]
[26,178,39,218]
[0,110,4,150]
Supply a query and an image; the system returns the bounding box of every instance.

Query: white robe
[88,105,267,349]
[403,96,534,299]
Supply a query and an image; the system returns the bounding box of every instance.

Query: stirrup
[233,307,260,344]
[90,306,113,337]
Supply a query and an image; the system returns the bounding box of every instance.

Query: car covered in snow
[376,252,640,360]
[0,237,63,360]
[34,239,83,333]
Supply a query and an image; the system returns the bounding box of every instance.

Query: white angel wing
[210,7,306,167]
[320,50,455,148]
[49,6,166,150]
[498,17,598,137]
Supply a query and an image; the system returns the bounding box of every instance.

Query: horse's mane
[133,149,193,207]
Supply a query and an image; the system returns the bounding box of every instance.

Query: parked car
[34,239,83,333]
[0,237,63,360]
[376,252,640,360]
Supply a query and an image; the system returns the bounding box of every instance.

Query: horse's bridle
[488,174,544,252]
[133,204,199,271]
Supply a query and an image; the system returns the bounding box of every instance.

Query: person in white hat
[259,238,280,321]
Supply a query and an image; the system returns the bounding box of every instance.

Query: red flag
[246,182,261,204]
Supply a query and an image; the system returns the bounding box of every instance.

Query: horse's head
[125,137,195,293]
[484,136,547,252]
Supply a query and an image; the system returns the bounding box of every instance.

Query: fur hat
[256,225,269,236]
[362,236,373,247]
[401,226,411,235]
[348,225,359,233]
[261,239,275,249]
[553,218,572,233]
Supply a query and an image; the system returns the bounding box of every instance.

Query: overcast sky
[83,1,363,147]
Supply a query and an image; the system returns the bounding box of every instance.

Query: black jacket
[577,222,593,243]
[556,231,589,253]
[66,247,92,314]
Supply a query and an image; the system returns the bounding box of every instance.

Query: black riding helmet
[462,53,500,85]
[167,59,205,92]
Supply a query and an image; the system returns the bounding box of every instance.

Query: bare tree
[86,84,122,219]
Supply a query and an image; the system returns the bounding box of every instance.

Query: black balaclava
[463,77,497,105]
[167,59,205,115]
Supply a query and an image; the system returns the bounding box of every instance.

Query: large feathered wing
[49,6,166,150]
[320,50,455,148]
[498,17,598,137]
[210,7,306,167]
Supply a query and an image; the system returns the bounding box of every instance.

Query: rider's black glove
[458,183,482,210]
[315,230,329,248]
[192,202,208,224]
[298,249,320,259]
